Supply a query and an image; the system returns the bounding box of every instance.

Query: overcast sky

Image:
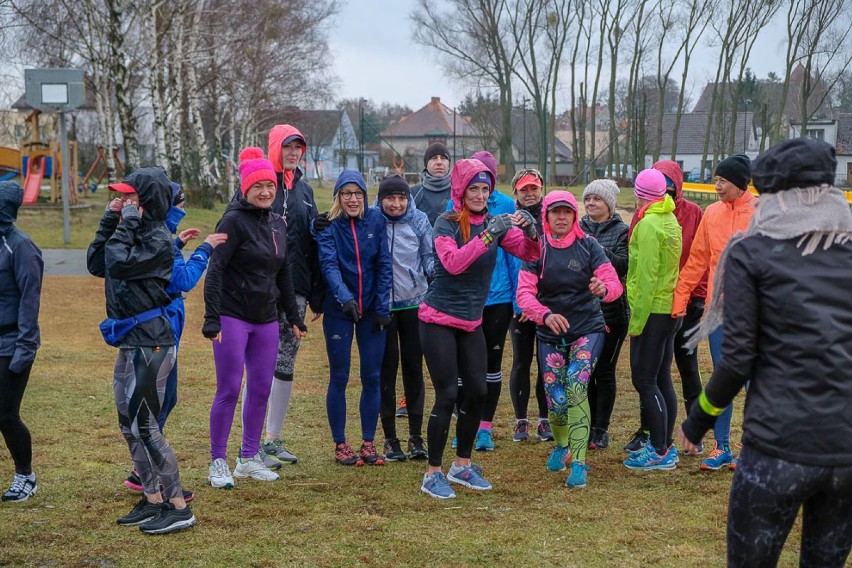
[328,0,789,113]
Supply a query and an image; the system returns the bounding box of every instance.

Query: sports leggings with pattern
[727,445,852,567]
[537,333,604,463]
[113,346,183,500]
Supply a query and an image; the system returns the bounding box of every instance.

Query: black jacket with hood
[86,168,175,347]
[579,211,630,325]
[0,181,43,372]
[203,196,302,335]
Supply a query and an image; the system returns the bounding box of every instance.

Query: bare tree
[412,0,519,172]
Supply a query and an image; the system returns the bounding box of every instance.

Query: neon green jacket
[627,195,682,336]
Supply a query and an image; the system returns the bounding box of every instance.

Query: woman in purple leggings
[203,147,306,488]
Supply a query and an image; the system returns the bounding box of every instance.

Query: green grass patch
[0,276,805,566]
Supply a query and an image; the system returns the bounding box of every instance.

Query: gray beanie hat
[582,179,620,215]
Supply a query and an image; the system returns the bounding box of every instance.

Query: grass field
[0,274,807,567]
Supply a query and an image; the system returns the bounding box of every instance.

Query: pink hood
[450,158,495,221]
[268,124,307,173]
[542,190,585,248]
[652,159,683,203]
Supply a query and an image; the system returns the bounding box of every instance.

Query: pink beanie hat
[239,147,277,195]
[633,168,667,201]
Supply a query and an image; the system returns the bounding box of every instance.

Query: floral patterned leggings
[537,333,604,463]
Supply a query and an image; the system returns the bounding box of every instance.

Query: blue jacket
[164,232,213,347]
[317,206,392,319]
[447,189,516,306]
[377,198,434,310]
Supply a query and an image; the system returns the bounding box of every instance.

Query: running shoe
[565,462,590,488]
[359,441,385,466]
[447,462,492,491]
[117,497,161,526]
[383,438,407,462]
[335,442,364,466]
[262,439,298,464]
[512,419,530,442]
[536,420,555,442]
[475,428,495,451]
[138,502,196,535]
[683,442,705,456]
[421,471,455,499]
[623,445,677,470]
[668,445,680,463]
[123,469,143,492]
[396,397,408,418]
[588,428,609,450]
[451,436,457,449]
[181,490,195,503]
[234,453,280,481]
[546,444,572,472]
[208,458,234,489]
[700,441,733,471]
[729,457,738,471]
[623,429,650,453]
[2,473,37,503]
[407,436,429,460]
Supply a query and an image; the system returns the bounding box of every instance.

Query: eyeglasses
[339,191,363,200]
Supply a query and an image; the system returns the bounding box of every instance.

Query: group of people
[1,125,849,566]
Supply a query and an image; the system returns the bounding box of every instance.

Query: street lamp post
[358,98,365,173]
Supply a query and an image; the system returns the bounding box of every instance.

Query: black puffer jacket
[682,235,852,466]
[86,168,174,347]
[203,197,302,334]
[579,212,629,325]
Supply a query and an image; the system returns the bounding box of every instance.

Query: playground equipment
[18,109,79,205]
[81,144,124,190]
[0,146,20,181]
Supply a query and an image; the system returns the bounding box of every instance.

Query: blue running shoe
[447,462,493,490]
[623,445,677,470]
[421,471,456,499]
[668,445,680,464]
[546,445,572,472]
[565,462,590,488]
[451,437,457,449]
[475,429,495,451]
[628,442,657,460]
[700,441,733,471]
[729,457,738,471]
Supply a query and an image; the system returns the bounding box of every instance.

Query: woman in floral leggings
[516,191,623,488]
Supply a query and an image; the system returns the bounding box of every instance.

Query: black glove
[342,300,360,322]
[313,212,332,232]
[515,209,537,239]
[372,314,392,333]
[294,320,308,333]
[484,213,513,241]
[202,318,221,339]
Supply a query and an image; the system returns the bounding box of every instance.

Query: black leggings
[588,316,628,430]
[728,445,852,567]
[673,298,704,413]
[480,303,513,423]
[0,357,33,475]
[508,317,547,420]
[379,308,425,440]
[420,322,486,468]
[630,314,678,453]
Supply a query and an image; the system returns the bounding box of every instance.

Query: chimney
[431,97,440,105]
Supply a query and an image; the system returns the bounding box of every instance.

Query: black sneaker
[383,438,407,462]
[2,473,37,503]
[117,498,162,526]
[139,502,197,535]
[588,427,610,450]
[407,435,428,460]
[623,429,649,453]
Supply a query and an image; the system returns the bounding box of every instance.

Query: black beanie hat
[715,154,751,190]
[752,137,836,194]
[377,175,411,201]
[424,142,450,166]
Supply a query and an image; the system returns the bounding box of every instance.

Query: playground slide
[22,156,44,205]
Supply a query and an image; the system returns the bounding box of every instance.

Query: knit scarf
[685,185,852,349]
[421,170,451,193]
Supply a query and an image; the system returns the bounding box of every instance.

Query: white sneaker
[208,458,234,489]
[233,453,280,481]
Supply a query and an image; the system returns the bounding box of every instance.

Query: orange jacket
[672,190,757,314]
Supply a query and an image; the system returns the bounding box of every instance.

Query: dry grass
[0,276,806,567]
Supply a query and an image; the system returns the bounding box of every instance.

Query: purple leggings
[210,316,278,461]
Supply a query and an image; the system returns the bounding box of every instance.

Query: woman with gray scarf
[679,137,852,567]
